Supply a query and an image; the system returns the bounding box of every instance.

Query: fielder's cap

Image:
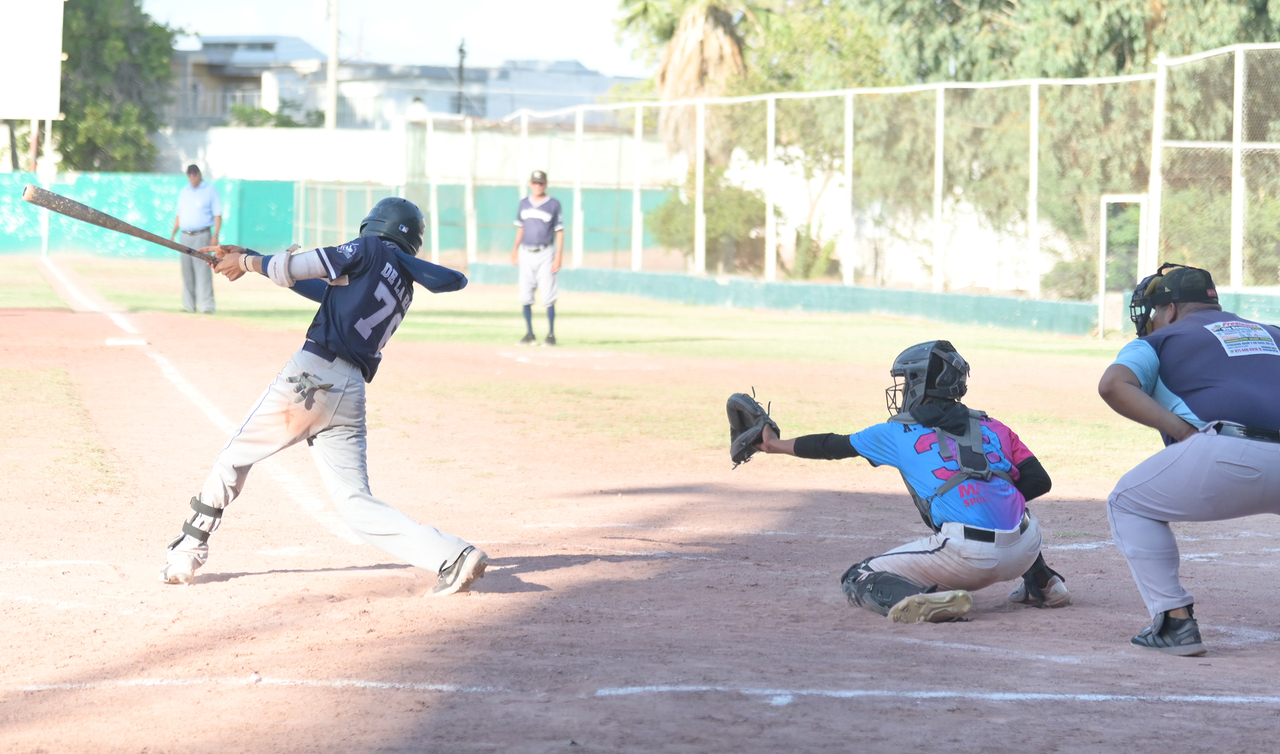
[186,164,201,175]
[530,170,547,184]
[1149,265,1218,306]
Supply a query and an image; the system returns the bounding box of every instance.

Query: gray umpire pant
[1108,427,1280,617]
[180,228,216,313]
[194,347,471,573]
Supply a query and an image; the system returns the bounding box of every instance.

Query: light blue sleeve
[1112,339,1160,395]
[847,423,901,469]
[210,186,223,216]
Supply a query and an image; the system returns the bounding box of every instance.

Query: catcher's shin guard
[840,560,936,617]
[167,495,224,550]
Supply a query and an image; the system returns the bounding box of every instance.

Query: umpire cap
[1147,264,1218,307]
[360,197,425,256]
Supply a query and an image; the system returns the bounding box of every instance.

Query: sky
[141,0,656,78]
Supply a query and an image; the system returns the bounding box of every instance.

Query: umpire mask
[885,340,970,417]
[1128,263,1217,336]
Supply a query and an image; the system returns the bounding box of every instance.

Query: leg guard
[840,558,936,617]
[167,496,224,550]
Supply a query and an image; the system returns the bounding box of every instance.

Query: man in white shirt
[169,164,222,313]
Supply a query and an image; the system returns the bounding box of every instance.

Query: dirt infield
[4,256,1280,753]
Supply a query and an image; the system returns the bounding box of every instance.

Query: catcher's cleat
[541,334,556,347]
[429,546,488,597]
[519,333,536,345]
[1131,607,1206,656]
[1008,575,1072,608]
[888,589,973,624]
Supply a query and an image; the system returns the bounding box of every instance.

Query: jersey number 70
[354,282,404,354]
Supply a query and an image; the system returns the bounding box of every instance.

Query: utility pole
[456,40,466,115]
[325,0,339,129]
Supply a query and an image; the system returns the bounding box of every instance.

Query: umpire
[1099,263,1280,657]
[169,164,222,314]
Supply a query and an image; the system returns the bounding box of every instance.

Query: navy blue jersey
[514,196,563,247]
[257,237,466,382]
[1113,309,1280,442]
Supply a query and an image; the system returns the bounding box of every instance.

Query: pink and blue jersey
[848,417,1035,530]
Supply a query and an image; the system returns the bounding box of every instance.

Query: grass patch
[0,257,66,309]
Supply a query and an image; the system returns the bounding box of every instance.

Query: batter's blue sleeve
[394,249,468,293]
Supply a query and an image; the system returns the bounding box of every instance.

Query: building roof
[194,36,326,68]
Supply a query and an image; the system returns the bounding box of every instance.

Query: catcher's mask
[885,340,970,416]
[360,197,425,256]
[1128,263,1219,336]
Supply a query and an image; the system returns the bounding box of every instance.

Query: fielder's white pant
[182,347,470,573]
[861,514,1043,591]
[518,244,558,306]
[1108,429,1280,617]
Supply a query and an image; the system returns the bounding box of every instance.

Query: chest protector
[889,409,1016,531]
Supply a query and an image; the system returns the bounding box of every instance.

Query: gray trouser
[860,514,1042,591]
[180,228,215,313]
[1108,428,1280,617]
[191,347,470,572]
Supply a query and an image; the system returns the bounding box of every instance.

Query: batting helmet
[360,197,425,256]
[885,340,970,416]
[1128,263,1218,336]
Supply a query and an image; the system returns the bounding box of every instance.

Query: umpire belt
[1211,422,1280,444]
[959,512,1030,546]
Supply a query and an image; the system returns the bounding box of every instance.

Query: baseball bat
[21,184,221,265]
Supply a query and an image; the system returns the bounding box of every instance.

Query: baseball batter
[1100,264,1280,655]
[752,341,1070,623]
[158,198,488,597]
[510,169,563,346]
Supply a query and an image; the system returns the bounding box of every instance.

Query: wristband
[239,254,252,273]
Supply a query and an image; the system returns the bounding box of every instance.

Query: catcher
[728,341,1069,623]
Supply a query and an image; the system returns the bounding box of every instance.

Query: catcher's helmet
[885,340,969,416]
[360,197,425,256]
[1128,262,1218,336]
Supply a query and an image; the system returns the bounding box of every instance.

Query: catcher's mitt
[727,391,780,468]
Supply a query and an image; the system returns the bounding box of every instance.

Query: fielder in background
[744,341,1069,623]
[1100,264,1280,656]
[159,197,488,597]
[510,169,563,346]
[168,164,221,314]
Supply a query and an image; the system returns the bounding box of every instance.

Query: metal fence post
[520,112,529,197]
[631,104,643,271]
[464,116,477,263]
[573,108,584,269]
[1098,196,1108,338]
[427,114,440,264]
[1027,83,1041,297]
[1145,53,1168,278]
[694,102,706,275]
[842,92,855,286]
[765,95,777,282]
[932,86,945,292]
[1230,48,1246,288]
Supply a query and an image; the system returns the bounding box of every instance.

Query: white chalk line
[0,592,166,618]
[593,685,1280,707]
[13,674,495,694]
[17,675,1280,708]
[890,637,1089,665]
[42,256,361,546]
[521,522,883,541]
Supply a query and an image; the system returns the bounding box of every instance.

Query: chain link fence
[294,43,1280,315]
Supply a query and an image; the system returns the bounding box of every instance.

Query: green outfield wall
[0,173,294,257]
[466,263,1106,335]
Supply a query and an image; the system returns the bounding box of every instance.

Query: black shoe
[519,333,536,345]
[428,546,488,597]
[1131,606,1206,656]
[542,334,556,347]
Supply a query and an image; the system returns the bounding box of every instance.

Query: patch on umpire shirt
[1204,320,1280,357]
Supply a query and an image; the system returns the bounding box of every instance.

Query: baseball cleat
[888,589,973,624]
[541,334,556,347]
[519,333,536,345]
[1131,608,1206,656]
[429,546,488,597]
[158,552,201,585]
[1008,575,1072,608]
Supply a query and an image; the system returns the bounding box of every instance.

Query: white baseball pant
[1108,428,1280,617]
[518,244,558,306]
[180,346,471,573]
[860,513,1043,591]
